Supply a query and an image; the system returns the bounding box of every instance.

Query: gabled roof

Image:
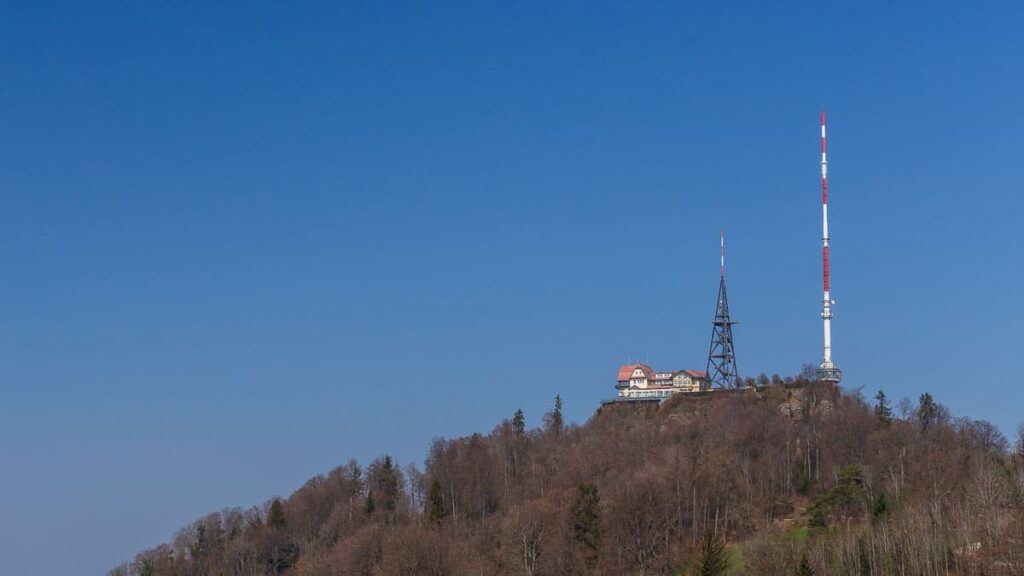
[617,364,655,382]
[683,369,708,379]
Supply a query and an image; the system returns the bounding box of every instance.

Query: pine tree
[917,393,939,430]
[874,390,892,425]
[834,465,865,510]
[379,456,399,512]
[267,498,286,529]
[808,494,831,529]
[571,482,602,554]
[512,409,526,437]
[427,479,446,524]
[696,530,729,576]
[190,523,209,559]
[871,491,889,520]
[545,394,564,434]
[796,555,815,576]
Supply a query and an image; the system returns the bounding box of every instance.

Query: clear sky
[2,1,1022,574]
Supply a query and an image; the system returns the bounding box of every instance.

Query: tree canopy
[112,382,1024,576]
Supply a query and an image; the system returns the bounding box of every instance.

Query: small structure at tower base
[815,363,842,384]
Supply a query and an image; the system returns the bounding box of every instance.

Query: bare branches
[114,385,1024,576]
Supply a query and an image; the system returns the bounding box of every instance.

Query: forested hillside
[112,381,1024,575]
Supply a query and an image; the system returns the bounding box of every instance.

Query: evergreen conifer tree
[808,494,830,529]
[872,491,889,520]
[190,523,209,559]
[267,498,286,529]
[427,479,446,523]
[512,409,526,437]
[874,390,892,425]
[571,482,602,555]
[379,456,399,512]
[917,393,939,430]
[545,394,564,434]
[696,530,729,576]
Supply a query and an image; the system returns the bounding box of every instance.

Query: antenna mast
[720,227,725,278]
[706,229,740,389]
[816,110,842,384]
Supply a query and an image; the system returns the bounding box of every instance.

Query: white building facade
[615,364,708,401]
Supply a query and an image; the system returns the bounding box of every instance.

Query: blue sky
[2,1,1022,574]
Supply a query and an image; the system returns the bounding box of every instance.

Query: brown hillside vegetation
[113,382,1024,575]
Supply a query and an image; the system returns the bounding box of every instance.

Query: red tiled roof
[617,364,655,382]
[684,370,708,379]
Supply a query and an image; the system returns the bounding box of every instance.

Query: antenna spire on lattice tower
[720,228,725,278]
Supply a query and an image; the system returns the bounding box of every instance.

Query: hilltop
[112,381,1024,575]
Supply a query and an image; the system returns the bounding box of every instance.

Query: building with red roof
[614,364,708,401]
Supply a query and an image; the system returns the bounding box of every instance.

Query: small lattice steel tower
[705,230,740,389]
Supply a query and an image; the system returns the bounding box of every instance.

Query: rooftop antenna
[816,109,842,384]
[705,229,740,389]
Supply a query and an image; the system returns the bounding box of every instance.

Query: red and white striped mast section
[817,110,842,383]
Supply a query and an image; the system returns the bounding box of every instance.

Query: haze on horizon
[1,2,1022,574]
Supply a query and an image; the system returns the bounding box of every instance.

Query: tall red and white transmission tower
[816,110,842,383]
